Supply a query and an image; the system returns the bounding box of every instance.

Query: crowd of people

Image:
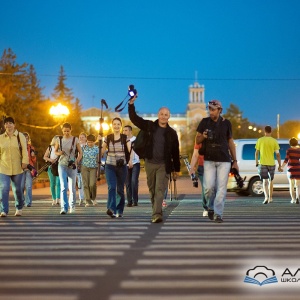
[0,98,299,222]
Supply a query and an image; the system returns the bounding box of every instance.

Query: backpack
[106,134,130,163]
[133,128,150,159]
[51,136,64,177]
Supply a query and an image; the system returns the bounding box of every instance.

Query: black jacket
[128,103,180,174]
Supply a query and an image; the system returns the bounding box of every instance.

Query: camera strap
[17,132,23,166]
[114,95,130,112]
[68,137,76,160]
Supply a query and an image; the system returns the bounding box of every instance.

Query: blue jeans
[105,164,127,215]
[48,167,60,200]
[21,170,33,206]
[0,172,24,214]
[203,161,231,217]
[58,164,77,212]
[126,163,140,205]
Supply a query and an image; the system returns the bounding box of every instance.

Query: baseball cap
[208,100,222,109]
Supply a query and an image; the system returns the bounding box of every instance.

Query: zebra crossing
[0,195,299,300]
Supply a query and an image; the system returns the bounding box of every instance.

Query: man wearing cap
[0,117,29,217]
[195,100,238,223]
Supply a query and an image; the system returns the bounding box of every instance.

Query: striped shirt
[284,147,300,179]
[104,136,128,166]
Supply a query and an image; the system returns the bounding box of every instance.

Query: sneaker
[291,199,296,204]
[116,214,123,218]
[208,210,214,220]
[162,200,167,207]
[151,216,163,223]
[92,200,97,206]
[268,198,273,203]
[15,210,22,216]
[106,209,116,218]
[126,203,132,207]
[263,199,268,204]
[60,209,67,215]
[0,212,7,217]
[203,210,208,217]
[296,199,299,204]
[85,200,93,207]
[69,207,75,214]
[214,215,223,223]
[25,204,31,207]
[79,200,83,206]
[133,203,138,206]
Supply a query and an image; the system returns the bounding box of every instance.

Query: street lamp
[94,122,109,132]
[49,103,70,123]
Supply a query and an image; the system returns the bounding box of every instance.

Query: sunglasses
[208,101,221,107]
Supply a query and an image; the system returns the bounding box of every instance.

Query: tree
[279,120,300,139]
[223,103,263,139]
[0,48,29,119]
[51,66,85,136]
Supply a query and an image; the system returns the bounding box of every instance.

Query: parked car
[227,139,290,196]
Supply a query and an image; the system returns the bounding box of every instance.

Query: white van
[227,139,290,196]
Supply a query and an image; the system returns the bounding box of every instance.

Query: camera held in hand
[68,160,76,170]
[206,129,214,140]
[191,173,199,188]
[230,167,244,188]
[116,158,125,167]
[27,164,38,177]
[128,84,138,98]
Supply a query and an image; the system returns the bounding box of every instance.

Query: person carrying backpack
[54,123,82,214]
[128,96,180,223]
[0,117,28,217]
[100,118,133,218]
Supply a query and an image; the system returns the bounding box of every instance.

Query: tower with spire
[186,72,207,127]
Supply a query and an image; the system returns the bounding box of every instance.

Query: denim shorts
[258,165,276,180]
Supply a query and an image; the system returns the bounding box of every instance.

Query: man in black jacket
[128,96,180,223]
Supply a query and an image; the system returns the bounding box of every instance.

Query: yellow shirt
[255,136,280,166]
[0,130,29,175]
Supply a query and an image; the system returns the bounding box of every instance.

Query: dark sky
[1,0,300,126]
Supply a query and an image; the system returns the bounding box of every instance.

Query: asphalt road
[1,172,299,300]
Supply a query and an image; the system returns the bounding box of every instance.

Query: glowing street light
[94,122,109,132]
[49,103,69,122]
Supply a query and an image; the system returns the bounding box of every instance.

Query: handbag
[51,158,59,177]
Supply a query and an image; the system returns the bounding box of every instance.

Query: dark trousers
[126,163,140,205]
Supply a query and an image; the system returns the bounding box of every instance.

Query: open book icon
[244,275,278,286]
[244,266,278,286]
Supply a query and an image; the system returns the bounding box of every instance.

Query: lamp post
[49,103,70,124]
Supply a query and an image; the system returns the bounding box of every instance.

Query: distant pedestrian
[195,100,238,223]
[43,136,61,206]
[189,143,207,216]
[55,123,82,214]
[255,125,282,204]
[0,117,28,217]
[279,137,300,204]
[100,118,133,218]
[81,134,99,207]
[123,125,141,207]
[128,96,180,223]
[21,132,37,207]
[77,132,87,206]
